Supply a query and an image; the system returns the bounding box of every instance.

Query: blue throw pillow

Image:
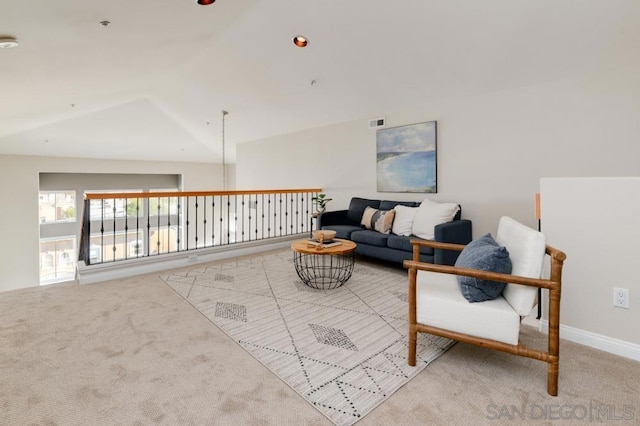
[455,233,512,303]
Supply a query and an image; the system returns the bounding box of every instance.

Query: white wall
[541,177,640,348]
[237,63,640,237]
[236,64,640,352]
[0,155,224,292]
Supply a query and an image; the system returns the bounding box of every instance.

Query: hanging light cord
[221,110,228,190]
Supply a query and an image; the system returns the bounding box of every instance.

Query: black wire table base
[293,250,355,290]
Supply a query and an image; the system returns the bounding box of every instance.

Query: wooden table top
[291,238,357,255]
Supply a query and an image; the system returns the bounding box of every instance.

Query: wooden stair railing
[79,188,322,265]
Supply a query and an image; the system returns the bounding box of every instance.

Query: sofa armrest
[433,219,473,265]
[317,210,348,228]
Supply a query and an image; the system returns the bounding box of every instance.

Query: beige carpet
[160,250,454,425]
[1,249,638,425]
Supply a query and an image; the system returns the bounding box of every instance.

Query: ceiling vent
[368,117,385,129]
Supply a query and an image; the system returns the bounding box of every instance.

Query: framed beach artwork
[376,121,437,193]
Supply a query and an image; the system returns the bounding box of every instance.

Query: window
[87,230,145,263]
[83,188,179,264]
[39,191,76,223]
[86,190,144,220]
[36,175,180,282]
[40,237,76,285]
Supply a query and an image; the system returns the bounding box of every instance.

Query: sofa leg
[408,326,417,366]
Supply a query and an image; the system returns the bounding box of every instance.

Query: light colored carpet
[160,250,454,425]
[1,249,638,425]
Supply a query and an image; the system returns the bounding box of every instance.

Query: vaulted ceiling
[1,0,639,163]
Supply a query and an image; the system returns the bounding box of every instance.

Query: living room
[1,1,639,424]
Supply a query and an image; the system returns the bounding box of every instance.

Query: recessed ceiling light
[197,0,216,5]
[293,35,308,48]
[0,37,19,49]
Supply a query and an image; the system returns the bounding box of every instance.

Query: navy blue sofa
[317,197,472,266]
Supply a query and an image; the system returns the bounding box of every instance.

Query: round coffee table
[291,239,357,289]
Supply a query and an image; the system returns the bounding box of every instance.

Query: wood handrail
[84,188,323,200]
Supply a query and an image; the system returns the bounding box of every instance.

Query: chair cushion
[495,216,546,316]
[350,230,389,247]
[416,270,521,345]
[412,199,460,240]
[347,198,381,225]
[391,205,418,236]
[455,234,512,302]
[361,206,395,234]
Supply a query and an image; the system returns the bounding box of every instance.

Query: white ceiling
[1,0,639,163]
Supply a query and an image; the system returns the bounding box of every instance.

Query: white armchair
[404,216,566,396]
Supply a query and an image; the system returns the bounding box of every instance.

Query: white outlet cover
[613,287,630,309]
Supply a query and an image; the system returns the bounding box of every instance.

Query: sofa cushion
[495,216,546,317]
[417,270,521,345]
[379,200,420,210]
[361,206,395,234]
[387,235,434,255]
[350,230,389,247]
[321,225,362,240]
[357,243,433,264]
[455,234,512,303]
[391,205,418,236]
[347,198,381,225]
[412,199,460,240]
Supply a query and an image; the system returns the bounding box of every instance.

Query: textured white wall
[0,155,223,292]
[237,63,640,237]
[236,64,640,348]
[541,177,640,346]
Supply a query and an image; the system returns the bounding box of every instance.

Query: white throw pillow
[411,200,460,240]
[495,216,546,316]
[392,205,418,236]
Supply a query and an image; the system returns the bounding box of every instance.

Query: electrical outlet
[613,287,629,309]
[188,254,198,263]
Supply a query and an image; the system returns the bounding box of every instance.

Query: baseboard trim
[538,319,640,362]
[77,236,300,285]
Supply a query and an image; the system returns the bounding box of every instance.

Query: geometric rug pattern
[161,250,454,425]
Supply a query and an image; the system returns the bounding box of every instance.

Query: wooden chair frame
[404,239,566,396]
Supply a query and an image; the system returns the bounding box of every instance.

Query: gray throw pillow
[455,233,512,303]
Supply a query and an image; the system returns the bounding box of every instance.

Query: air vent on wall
[368,117,386,129]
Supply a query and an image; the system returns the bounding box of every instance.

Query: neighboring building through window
[38,173,180,284]
[39,190,77,285]
[39,237,76,285]
[39,191,76,223]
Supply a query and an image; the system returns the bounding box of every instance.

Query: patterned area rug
[161,250,454,425]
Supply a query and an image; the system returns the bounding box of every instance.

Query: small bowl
[313,230,336,241]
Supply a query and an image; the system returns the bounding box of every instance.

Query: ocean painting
[376,121,437,193]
